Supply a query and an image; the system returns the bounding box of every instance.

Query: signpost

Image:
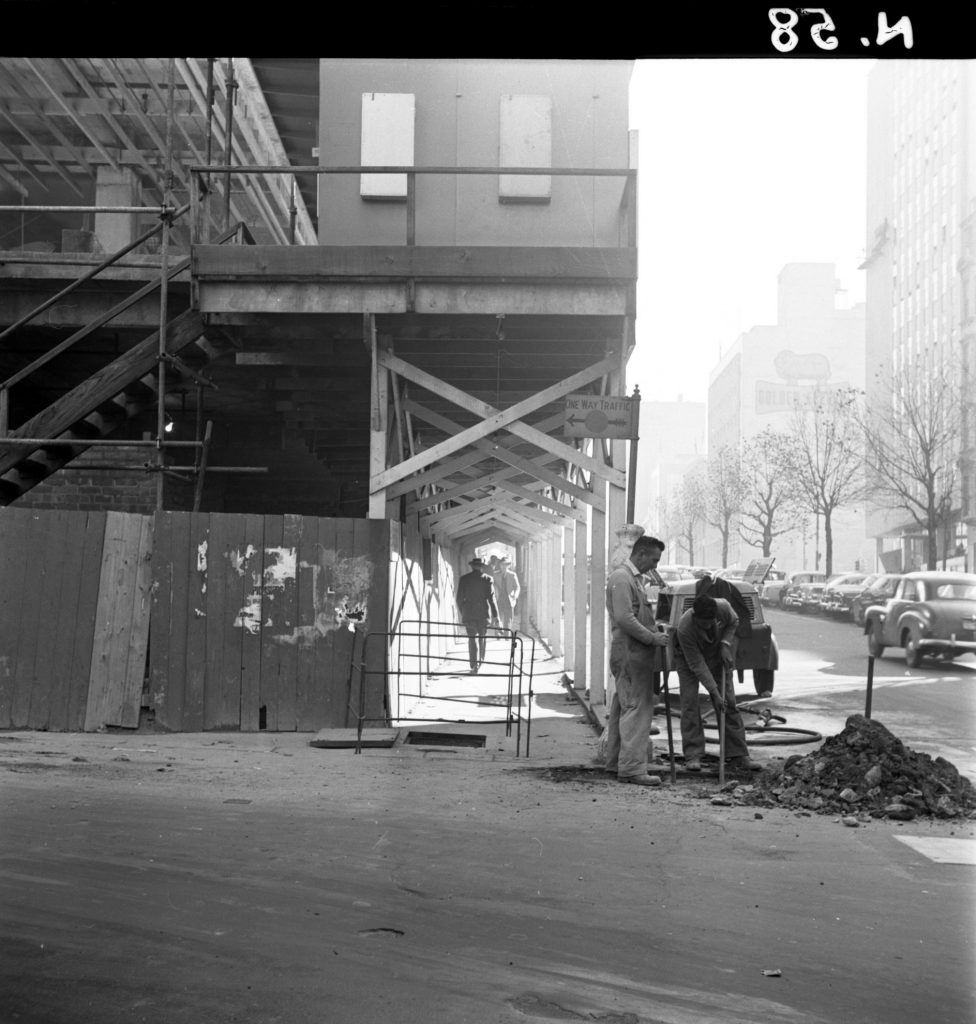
[564,391,641,520]
[563,394,639,440]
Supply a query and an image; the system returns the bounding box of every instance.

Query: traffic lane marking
[893,836,976,865]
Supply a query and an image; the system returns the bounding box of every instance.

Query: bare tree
[704,443,745,568]
[669,469,707,564]
[855,354,962,570]
[785,387,864,576]
[737,428,804,557]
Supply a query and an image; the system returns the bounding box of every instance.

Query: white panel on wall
[499,94,552,203]
[360,93,415,199]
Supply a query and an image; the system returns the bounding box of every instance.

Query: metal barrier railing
[349,620,536,757]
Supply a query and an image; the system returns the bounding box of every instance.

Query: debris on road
[713,715,976,820]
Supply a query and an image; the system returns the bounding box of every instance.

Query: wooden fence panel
[149,510,177,729]
[0,508,37,728]
[182,513,209,731]
[239,513,266,732]
[29,508,73,729]
[66,511,107,731]
[1,509,394,734]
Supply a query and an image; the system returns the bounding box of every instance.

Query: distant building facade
[864,60,975,572]
[706,263,869,574]
[632,398,705,556]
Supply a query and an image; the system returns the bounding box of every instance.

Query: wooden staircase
[0,308,212,504]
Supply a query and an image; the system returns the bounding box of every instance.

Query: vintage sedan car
[819,572,869,617]
[659,578,778,695]
[850,572,905,626]
[778,569,823,606]
[757,569,787,605]
[781,571,827,611]
[656,565,696,583]
[864,571,976,668]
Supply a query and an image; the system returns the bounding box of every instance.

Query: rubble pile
[730,714,976,820]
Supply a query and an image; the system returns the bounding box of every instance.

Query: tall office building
[863,60,976,571]
[706,263,868,573]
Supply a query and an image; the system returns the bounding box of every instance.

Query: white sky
[628,58,873,403]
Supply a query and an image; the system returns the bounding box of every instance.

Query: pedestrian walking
[456,557,500,673]
[494,557,521,631]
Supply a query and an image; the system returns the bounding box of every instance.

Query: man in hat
[494,556,521,632]
[456,557,500,673]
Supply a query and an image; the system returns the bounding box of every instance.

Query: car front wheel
[867,623,885,658]
[904,630,923,668]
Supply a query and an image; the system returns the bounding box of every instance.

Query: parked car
[849,573,905,626]
[864,571,976,667]
[656,565,696,583]
[819,572,870,617]
[716,566,747,582]
[660,578,778,695]
[758,569,788,605]
[781,571,827,610]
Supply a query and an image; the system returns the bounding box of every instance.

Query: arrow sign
[563,395,639,439]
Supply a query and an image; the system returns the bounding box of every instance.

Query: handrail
[191,164,636,176]
[189,163,637,249]
[0,202,190,347]
[0,219,248,437]
[1,218,241,393]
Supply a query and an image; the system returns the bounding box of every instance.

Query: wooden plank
[193,245,637,282]
[117,514,153,729]
[371,351,621,491]
[257,514,284,732]
[360,517,390,725]
[182,513,209,731]
[332,517,356,729]
[46,511,93,731]
[276,513,302,731]
[299,516,338,730]
[0,508,35,728]
[28,508,74,729]
[85,511,127,731]
[294,514,319,731]
[10,509,46,728]
[84,512,150,730]
[66,511,105,731]
[148,510,176,729]
[239,513,265,732]
[204,513,243,730]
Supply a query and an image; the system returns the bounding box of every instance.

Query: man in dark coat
[456,557,500,673]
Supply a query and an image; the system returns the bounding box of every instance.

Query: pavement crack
[508,993,638,1023]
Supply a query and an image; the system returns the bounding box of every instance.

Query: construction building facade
[0,58,638,733]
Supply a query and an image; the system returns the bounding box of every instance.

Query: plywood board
[0,508,35,728]
[84,512,153,731]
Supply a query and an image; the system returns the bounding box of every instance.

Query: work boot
[617,773,662,787]
[729,756,762,772]
[684,759,702,772]
[649,721,661,735]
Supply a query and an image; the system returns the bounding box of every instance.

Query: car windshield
[933,583,976,600]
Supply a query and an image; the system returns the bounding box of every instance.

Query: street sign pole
[626,386,640,521]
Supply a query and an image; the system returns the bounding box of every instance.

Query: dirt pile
[725,714,976,820]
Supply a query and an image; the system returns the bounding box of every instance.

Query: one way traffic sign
[563,395,639,439]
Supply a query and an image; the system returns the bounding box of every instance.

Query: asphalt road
[0,627,973,1024]
[761,605,976,782]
